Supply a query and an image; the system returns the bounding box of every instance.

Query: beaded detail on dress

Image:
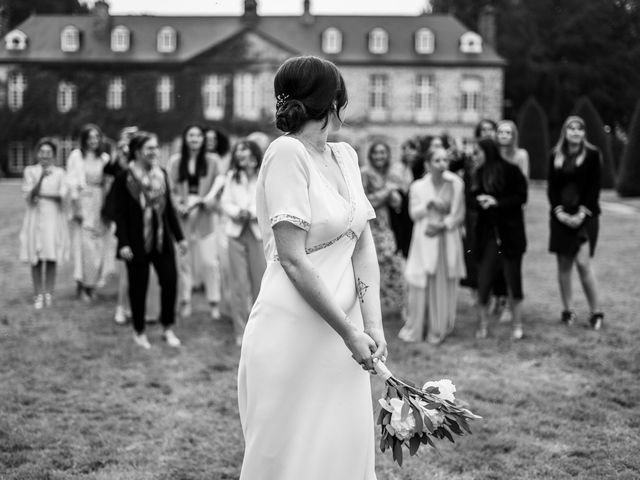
[270,214,311,231]
[273,228,358,262]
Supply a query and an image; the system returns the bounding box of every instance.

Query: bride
[237,55,387,480]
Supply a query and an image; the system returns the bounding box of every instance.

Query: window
[107,77,125,110]
[415,74,435,123]
[157,26,177,53]
[8,73,26,111]
[321,28,342,54]
[5,30,28,51]
[460,31,483,54]
[415,28,435,54]
[111,26,130,52]
[460,77,482,122]
[202,75,226,120]
[8,142,28,173]
[156,76,174,112]
[369,74,388,110]
[369,28,389,54]
[234,73,260,120]
[57,81,77,113]
[61,26,80,52]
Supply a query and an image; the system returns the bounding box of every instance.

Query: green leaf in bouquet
[396,385,409,398]
[409,435,421,456]
[441,427,455,443]
[377,407,386,425]
[392,437,404,466]
[424,402,440,410]
[386,431,395,450]
[380,431,388,452]
[400,399,411,419]
[446,419,463,436]
[424,386,440,394]
[407,398,424,433]
[423,416,435,434]
[382,411,391,426]
[398,376,418,388]
[457,416,472,434]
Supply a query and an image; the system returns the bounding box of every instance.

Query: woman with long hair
[220,139,266,346]
[547,116,603,329]
[110,131,187,349]
[473,138,528,340]
[168,124,223,320]
[204,127,231,175]
[497,120,530,178]
[65,123,111,302]
[361,140,406,313]
[20,138,69,309]
[400,147,466,344]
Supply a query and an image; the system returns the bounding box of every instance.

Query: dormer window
[415,28,435,54]
[5,30,28,51]
[61,26,80,52]
[369,28,388,54]
[111,26,130,52]
[322,28,342,55]
[460,31,483,54]
[157,26,177,53]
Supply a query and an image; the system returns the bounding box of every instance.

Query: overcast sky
[105,0,429,16]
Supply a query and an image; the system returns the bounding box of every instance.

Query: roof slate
[0,13,505,66]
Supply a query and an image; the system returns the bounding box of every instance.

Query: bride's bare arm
[273,221,377,370]
[351,223,388,362]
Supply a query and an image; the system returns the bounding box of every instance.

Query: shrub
[517,97,549,180]
[616,100,640,197]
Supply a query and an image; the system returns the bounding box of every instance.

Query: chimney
[422,0,434,15]
[93,0,110,18]
[301,0,314,25]
[243,0,258,23]
[478,4,496,46]
[92,0,110,41]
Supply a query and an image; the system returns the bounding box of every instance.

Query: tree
[572,96,616,188]
[517,97,549,180]
[8,0,88,30]
[616,100,640,197]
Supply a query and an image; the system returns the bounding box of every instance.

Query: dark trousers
[477,238,524,306]
[126,248,177,334]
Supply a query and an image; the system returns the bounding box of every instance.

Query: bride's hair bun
[275,100,307,133]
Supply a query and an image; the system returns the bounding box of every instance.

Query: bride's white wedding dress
[238,136,377,480]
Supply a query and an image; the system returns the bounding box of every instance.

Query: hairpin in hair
[276,93,290,110]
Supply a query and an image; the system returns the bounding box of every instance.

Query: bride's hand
[344,330,377,372]
[365,327,388,365]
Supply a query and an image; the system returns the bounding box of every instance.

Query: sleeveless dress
[237,136,377,480]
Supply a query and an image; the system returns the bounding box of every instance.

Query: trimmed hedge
[517,97,549,180]
[616,100,640,197]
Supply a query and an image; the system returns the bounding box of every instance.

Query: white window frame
[157,26,177,53]
[107,76,125,110]
[61,26,80,52]
[8,141,28,173]
[234,73,260,120]
[202,74,226,120]
[369,28,389,54]
[322,27,342,54]
[156,76,174,112]
[368,74,389,121]
[5,30,28,51]
[57,81,77,113]
[8,73,26,111]
[415,74,436,123]
[460,76,482,123]
[460,31,483,54]
[415,28,435,54]
[111,26,130,52]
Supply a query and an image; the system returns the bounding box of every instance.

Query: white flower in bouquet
[422,379,456,403]
[379,398,416,441]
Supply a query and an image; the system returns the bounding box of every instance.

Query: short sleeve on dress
[263,138,312,231]
[341,142,376,221]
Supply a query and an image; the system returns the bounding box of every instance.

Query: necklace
[293,135,327,155]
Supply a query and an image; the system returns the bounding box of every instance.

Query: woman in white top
[237,56,386,480]
[20,138,69,309]
[220,139,266,346]
[65,123,111,302]
[400,147,466,344]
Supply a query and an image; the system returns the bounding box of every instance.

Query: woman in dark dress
[472,138,528,340]
[111,131,187,349]
[547,116,603,330]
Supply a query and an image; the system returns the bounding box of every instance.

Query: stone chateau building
[0,0,504,175]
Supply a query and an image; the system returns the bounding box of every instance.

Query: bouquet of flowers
[373,359,481,466]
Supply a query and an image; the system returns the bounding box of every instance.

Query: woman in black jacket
[110,131,187,349]
[472,138,528,340]
[547,116,603,330]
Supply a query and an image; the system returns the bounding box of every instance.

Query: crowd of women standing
[18,112,605,349]
[19,122,268,349]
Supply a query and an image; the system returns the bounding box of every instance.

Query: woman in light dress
[238,56,387,480]
[360,141,406,314]
[20,138,70,309]
[497,120,530,179]
[65,124,111,302]
[168,125,222,320]
[400,147,466,344]
[220,139,266,346]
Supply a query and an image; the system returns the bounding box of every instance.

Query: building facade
[0,0,505,175]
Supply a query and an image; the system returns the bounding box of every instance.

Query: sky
[104,0,430,16]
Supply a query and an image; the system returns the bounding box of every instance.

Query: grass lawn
[1,181,639,480]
